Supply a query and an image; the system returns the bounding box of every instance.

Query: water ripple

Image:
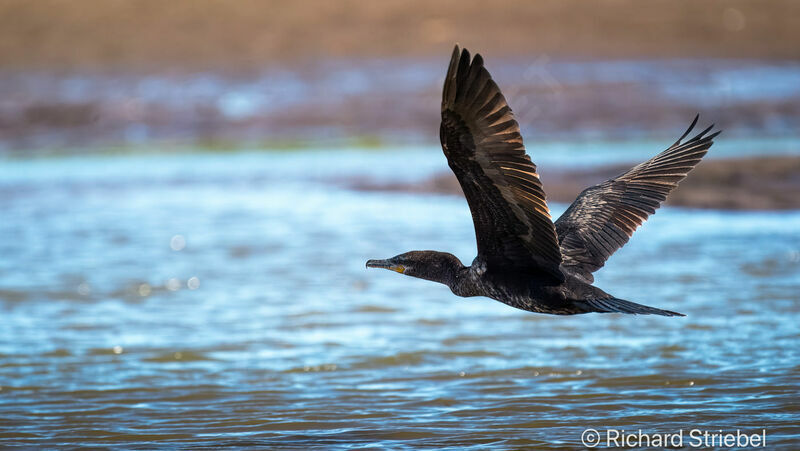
[0,151,798,447]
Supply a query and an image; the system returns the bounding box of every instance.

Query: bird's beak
[366,259,406,274]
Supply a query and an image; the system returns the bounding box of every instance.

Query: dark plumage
[366,45,720,316]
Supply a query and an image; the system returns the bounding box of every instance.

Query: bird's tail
[576,297,685,317]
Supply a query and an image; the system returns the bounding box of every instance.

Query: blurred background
[1,1,799,448]
[2,0,800,151]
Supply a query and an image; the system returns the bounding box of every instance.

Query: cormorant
[366,45,720,316]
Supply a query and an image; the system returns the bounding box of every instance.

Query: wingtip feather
[694,123,715,141]
[674,114,700,146]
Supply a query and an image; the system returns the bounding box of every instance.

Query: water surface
[1,148,798,448]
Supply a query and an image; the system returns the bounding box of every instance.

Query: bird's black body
[367,45,720,317]
[368,251,675,316]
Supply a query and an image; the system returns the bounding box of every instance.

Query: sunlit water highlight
[0,146,798,447]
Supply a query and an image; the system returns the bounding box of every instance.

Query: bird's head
[366,250,464,284]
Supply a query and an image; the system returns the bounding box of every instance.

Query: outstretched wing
[555,116,720,282]
[440,45,563,282]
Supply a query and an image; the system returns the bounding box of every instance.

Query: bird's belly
[482,281,581,315]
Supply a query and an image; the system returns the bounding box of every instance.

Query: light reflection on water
[0,148,799,447]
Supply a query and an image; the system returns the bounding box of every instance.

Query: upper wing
[440,45,563,282]
[555,116,720,282]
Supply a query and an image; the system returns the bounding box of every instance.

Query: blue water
[0,147,799,448]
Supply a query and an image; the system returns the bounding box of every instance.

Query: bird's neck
[415,258,466,292]
[448,264,482,297]
[424,260,464,289]
[406,252,474,294]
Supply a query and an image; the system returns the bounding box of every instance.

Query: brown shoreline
[1,0,799,72]
[352,156,800,210]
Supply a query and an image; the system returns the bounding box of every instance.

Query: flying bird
[366,45,720,316]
